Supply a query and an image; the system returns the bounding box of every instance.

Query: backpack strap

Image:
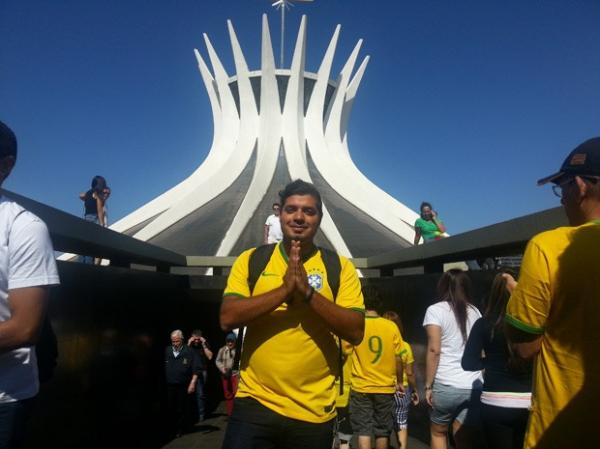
[318,247,341,301]
[233,244,278,371]
[248,243,277,293]
[318,247,345,394]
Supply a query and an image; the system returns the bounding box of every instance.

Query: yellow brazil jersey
[351,316,403,394]
[506,222,600,449]
[223,243,365,423]
[399,340,414,387]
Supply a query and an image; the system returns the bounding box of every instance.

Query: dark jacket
[164,345,201,385]
[462,317,532,393]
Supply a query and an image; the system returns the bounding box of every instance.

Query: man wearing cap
[220,179,365,449]
[505,137,600,449]
[0,121,60,448]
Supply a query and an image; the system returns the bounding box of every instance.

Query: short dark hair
[362,284,382,312]
[279,180,323,216]
[0,121,17,160]
[272,202,280,208]
[191,329,203,337]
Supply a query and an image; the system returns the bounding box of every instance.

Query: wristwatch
[424,385,433,391]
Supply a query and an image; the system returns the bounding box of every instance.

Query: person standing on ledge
[220,179,365,449]
[414,201,446,245]
[505,137,600,449]
[0,120,60,449]
[263,202,283,244]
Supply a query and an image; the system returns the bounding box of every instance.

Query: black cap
[538,137,600,185]
[0,121,17,159]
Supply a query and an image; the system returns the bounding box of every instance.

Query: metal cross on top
[270,0,314,68]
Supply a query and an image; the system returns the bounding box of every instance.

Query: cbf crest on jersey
[307,268,324,291]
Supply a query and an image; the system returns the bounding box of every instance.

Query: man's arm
[202,339,214,361]
[263,224,269,244]
[395,354,405,394]
[306,294,364,345]
[505,324,542,360]
[0,286,48,354]
[292,242,364,345]
[220,286,289,331]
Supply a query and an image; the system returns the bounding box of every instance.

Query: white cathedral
[109,15,419,258]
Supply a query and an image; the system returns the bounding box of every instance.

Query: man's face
[558,176,588,226]
[171,336,183,350]
[280,194,321,243]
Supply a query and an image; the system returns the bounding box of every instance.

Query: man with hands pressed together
[220,180,365,449]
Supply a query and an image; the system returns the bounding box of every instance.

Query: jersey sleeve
[223,249,254,298]
[8,215,60,290]
[403,342,414,365]
[336,256,364,312]
[393,325,404,355]
[506,238,550,335]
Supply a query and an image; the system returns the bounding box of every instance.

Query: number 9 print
[368,335,383,363]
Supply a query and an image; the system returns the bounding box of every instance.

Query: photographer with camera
[215,333,238,416]
[188,329,213,423]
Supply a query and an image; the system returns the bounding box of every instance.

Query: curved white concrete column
[80,14,419,260]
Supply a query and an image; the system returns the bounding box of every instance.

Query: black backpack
[232,243,345,393]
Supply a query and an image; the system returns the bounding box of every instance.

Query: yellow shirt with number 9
[351,316,404,393]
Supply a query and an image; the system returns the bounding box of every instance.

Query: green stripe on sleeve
[350,307,366,314]
[505,314,544,335]
[223,292,248,299]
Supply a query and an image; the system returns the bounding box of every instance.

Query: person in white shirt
[0,120,60,448]
[422,269,483,449]
[263,203,283,244]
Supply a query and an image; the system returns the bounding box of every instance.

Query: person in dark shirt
[187,329,213,422]
[164,330,200,438]
[78,175,110,264]
[462,272,532,449]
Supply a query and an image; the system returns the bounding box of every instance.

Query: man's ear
[574,176,590,200]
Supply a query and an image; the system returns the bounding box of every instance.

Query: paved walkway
[161,403,429,449]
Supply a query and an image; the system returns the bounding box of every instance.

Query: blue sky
[2,0,600,236]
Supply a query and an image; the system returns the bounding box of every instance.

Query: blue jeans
[195,371,208,419]
[0,399,34,449]
[221,397,335,449]
[79,214,100,264]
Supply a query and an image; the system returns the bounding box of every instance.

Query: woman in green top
[414,202,446,245]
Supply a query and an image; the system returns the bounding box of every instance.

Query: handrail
[1,189,567,274]
[365,207,567,271]
[1,189,187,270]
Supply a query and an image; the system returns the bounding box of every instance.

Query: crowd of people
[163,328,240,438]
[1,116,598,449]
